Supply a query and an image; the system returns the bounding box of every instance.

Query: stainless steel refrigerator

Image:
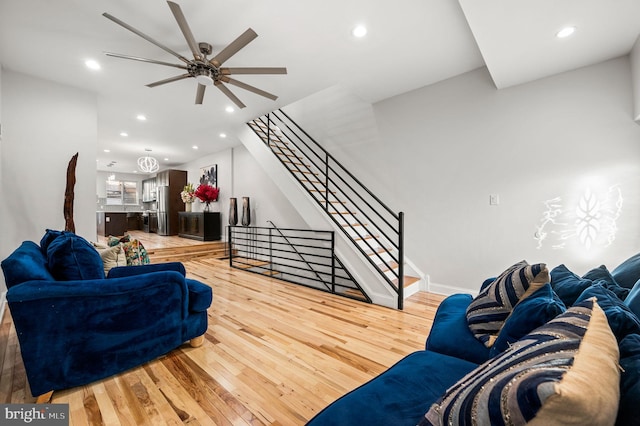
[156,185,170,236]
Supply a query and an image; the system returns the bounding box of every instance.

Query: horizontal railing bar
[275,109,399,219]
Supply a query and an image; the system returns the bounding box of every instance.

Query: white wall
[178,143,307,238]
[286,56,640,293]
[0,70,98,291]
[631,35,640,123]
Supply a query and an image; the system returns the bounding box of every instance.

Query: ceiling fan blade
[214,81,246,109]
[221,76,278,101]
[210,28,258,67]
[146,73,192,88]
[195,84,206,104]
[166,1,202,61]
[104,52,188,70]
[220,67,287,75]
[102,12,191,64]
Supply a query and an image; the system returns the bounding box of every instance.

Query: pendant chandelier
[138,149,159,173]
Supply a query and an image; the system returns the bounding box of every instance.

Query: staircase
[241,110,423,309]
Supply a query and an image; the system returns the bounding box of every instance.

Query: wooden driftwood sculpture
[64,153,78,233]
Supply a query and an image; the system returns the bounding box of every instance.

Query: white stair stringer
[238,125,424,308]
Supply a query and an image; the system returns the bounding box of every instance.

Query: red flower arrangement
[195,184,220,203]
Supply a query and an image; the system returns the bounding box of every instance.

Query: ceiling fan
[102,1,287,109]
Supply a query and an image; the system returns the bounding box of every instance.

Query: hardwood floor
[1,232,445,425]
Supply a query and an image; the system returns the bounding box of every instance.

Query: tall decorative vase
[185,202,192,212]
[204,201,210,212]
[241,197,251,226]
[229,198,238,226]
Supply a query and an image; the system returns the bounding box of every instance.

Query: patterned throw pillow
[107,234,130,247]
[421,299,620,426]
[466,260,549,347]
[122,239,150,266]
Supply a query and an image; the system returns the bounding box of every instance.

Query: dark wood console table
[178,212,221,241]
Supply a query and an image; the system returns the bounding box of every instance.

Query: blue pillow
[39,229,63,254]
[575,284,640,342]
[624,279,640,319]
[489,283,566,357]
[1,241,55,288]
[550,264,593,307]
[583,265,629,300]
[46,232,105,281]
[617,334,640,426]
[612,252,640,289]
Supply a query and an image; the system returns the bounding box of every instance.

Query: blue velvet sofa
[1,230,213,402]
[307,258,640,426]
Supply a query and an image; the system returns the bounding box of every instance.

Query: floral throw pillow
[122,239,150,266]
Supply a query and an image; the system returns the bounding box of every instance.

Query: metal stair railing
[247,109,406,309]
[228,224,371,303]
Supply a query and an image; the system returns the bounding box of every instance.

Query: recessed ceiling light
[556,26,576,38]
[164,158,169,161]
[103,149,110,153]
[225,106,234,113]
[219,133,227,138]
[136,114,147,121]
[85,59,101,70]
[120,132,128,137]
[192,145,198,150]
[352,25,367,38]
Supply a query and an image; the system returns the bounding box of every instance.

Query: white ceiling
[1,0,639,174]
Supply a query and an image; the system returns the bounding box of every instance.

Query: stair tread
[392,275,421,288]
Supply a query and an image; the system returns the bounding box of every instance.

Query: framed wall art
[199,164,217,187]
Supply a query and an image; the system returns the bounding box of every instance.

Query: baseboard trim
[0,291,6,322]
[427,282,478,298]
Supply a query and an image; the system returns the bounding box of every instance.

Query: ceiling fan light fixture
[194,68,215,85]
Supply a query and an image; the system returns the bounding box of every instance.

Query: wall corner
[631,34,640,123]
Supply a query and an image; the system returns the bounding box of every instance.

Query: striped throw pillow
[466,260,548,347]
[420,299,620,426]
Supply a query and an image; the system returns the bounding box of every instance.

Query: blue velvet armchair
[1,231,212,402]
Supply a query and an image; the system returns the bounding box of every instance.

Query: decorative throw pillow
[46,232,105,281]
[107,234,130,247]
[421,299,620,426]
[575,284,640,342]
[489,283,566,358]
[122,239,150,266]
[617,334,640,426]
[583,265,629,300]
[1,241,55,288]
[466,260,549,348]
[550,264,593,306]
[624,279,640,319]
[612,252,640,289]
[95,243,127,275]
[39,229,63,253]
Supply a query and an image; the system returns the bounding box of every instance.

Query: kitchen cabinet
[178,212,221,241]
[96,212,127,237]
[126,213,142,231]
